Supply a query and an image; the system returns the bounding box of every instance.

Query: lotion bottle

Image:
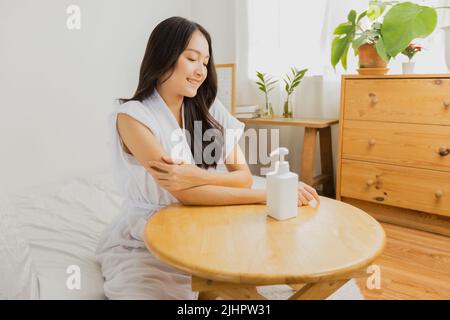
[266,147,298,220]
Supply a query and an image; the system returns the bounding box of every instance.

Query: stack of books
[234,105,260,119]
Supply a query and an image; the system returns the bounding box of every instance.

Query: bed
[0,171,268,299]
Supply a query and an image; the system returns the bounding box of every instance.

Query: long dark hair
[120,16,223,169]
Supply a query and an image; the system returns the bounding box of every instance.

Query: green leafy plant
[282,67,308,118]
[256,71,277,117]
[331,1,449,70]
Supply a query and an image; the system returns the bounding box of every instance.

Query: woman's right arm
[172,185,266,206]
[116,113,265,206]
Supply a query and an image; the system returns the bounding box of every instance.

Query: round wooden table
[144,196,386,300]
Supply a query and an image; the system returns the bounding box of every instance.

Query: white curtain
[246,0,369,78]
[241,0,368,118]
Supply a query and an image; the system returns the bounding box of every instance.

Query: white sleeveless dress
[95,89,244,299]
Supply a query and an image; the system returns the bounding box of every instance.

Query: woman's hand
[146,156,206,192]
[251,181,320,206]
[297,181,320,206]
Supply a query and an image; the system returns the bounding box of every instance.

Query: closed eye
[188,57,208,67]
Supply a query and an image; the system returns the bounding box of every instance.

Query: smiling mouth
[187,78,201,87]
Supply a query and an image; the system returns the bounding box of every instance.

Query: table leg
[289,283,306,291]
[288,279,349,300]
[319,126,335,198]
[199,287,267,300]
[193,276,266,300]
[198,291,220,300]
[194,275,360,300]
[300,127,318,186]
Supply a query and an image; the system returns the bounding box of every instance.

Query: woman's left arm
[147,144,253,191]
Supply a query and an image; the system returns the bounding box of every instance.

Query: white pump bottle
[266,147,298,220]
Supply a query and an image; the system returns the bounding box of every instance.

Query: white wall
[0,0,193,193]
[190,0,236,64]
[0,0,338,194]
[0,0,239,194]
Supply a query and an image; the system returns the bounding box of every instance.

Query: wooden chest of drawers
[336,74,450,236]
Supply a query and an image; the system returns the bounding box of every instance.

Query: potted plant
[256,71,277,118]
[331,1,449,74]
[401,43,422,74]
[282,67,308,118]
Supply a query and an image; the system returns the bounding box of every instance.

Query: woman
[95,16,320,300]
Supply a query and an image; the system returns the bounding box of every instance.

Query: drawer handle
[366,179,375,186]
[439,147,449,156]
[368,92,378,105]
[368,139,377,146]
[435,190,443,199]
[444,100,450,109]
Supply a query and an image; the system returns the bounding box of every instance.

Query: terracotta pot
[358,43,387,68]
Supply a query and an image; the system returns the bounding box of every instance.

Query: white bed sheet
[4,171,267,299]
[7,173,123,299]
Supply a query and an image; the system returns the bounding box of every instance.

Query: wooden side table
[240,117,339,198]
[144,197,386,300]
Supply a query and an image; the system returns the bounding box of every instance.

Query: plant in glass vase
[401,43,422,74]
[282,67,308,118]
[256,71,277,118]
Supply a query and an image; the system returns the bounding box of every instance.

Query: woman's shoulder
[117,92,163,114]
[209,98,245,126]
[114,97,160,118]
[111,98,161,134]
[209,98,230,118]
[209,98,244,128]
[116,99,147,112]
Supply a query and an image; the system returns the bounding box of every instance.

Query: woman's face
[161,30,210,98]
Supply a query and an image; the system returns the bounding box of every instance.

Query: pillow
[0,198,39,299]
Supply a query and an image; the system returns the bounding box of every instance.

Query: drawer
[342,120,450,172]
[340,159,450,217]
[344,78,450,125]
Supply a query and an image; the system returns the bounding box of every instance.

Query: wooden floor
[356,222,450,299]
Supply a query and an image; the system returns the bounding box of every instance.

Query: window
[246,0,450,78]
[248,0,328,77]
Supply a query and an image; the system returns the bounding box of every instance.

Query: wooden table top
[238,117,339,128]
[144,197,386,285]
